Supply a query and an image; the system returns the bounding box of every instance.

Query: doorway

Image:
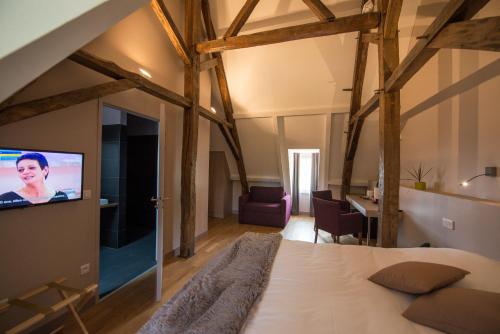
[98,105,159,297]
[288,149,320,215]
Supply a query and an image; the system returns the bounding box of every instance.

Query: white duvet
[242,240,500,334]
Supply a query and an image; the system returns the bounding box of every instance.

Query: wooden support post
[377,0,400,248]
[180,0,201,258]
[340,29,370,200]
[202,0,249,193]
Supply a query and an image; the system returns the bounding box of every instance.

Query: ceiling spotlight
[210,107,217,114]
[460,181,469,187]
[139,68,152,79]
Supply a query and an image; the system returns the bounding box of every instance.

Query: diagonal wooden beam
[428,16,500,52]
[150,0,191,65]
[351,0,489,123]
[68,50,230,128]
[340,28,370,199]
[199,106,232,127]
[197,12,380,54]
[219,123,240,160]
[361,32,378,44]
[350,94,379,124]
[383,0,402,39]
[0,80,137,126]
[303,0,335,21]
[224,0,260,37]
[202,0,249,193]
[385,0,489,93]
[69,50,191,108]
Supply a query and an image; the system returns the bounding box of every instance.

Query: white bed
[242,240,500,334]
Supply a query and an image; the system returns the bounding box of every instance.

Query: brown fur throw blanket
[138,232,282,334]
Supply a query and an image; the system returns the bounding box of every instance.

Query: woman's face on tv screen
[17,159,48,184]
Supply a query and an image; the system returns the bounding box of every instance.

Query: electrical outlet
[80,263,90,275]
[83,189,92,200]
[442,218,455,230]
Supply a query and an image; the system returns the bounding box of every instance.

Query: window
[288,149,320,194]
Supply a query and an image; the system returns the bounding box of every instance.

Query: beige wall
[0,1,212,330]
[0,0,147,103]
[399,1,500,202]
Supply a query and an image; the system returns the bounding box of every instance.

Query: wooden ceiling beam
[69,50,191,108]
[68,50,230,128]
[361,32,378,44]
[303,0,335,22]
[199,106,232,127]
[196,12,380,54]
[350,0,489,123]
[383,0,402,39]
[150,0,191,65]
[428,16,500,52]
[0,80,137,126]
[224,0,260,37]
[385,0,490,93]
[350,94,379,124]
[202,0,249,193]
[199,57,218,71]
[341,28,370,199]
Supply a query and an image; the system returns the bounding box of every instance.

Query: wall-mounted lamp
[460,167,497,187]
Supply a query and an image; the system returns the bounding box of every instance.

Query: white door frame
[96,102,165,301]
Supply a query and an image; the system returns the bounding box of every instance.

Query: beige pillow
[403,287,500,334]
[368,261,469,294]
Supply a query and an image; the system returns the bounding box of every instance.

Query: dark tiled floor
[99,232,156,296]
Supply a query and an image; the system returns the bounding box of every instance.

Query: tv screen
[0,148,84,210]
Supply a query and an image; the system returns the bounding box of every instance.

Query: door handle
[150,196,161,208]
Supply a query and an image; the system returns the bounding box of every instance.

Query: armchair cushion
[250,186,284,203]
[244,202,282,214]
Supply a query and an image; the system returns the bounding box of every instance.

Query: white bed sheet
[242,240,500,334]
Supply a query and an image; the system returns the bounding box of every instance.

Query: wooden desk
[346,195,379,245]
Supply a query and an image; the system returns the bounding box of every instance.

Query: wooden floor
[64,214,364,333]
[65,215,281,334]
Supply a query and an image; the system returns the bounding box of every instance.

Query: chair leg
[314,230,318,244]
[358,232,363,245]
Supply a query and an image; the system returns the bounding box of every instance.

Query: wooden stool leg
[357,232,363,245]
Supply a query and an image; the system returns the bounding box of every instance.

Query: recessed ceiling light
[210,107,217,114]
[139,68,152,79]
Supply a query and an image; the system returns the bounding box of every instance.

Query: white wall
[399,187,500,260]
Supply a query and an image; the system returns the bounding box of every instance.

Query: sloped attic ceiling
[207,0,422,117]
[0,0,148,104]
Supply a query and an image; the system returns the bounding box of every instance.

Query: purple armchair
[312,190,350,213]
[239,186,291,228]
[312,197,363,244]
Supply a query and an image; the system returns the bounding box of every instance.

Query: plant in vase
[407,164,432,190]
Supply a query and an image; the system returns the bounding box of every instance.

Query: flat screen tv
[0,148,84,210]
